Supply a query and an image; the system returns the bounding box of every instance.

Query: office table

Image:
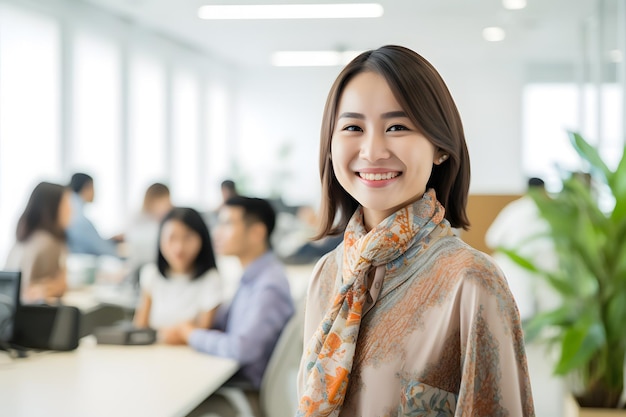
[0,339,239,417]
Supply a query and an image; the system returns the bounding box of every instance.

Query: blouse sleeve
[199,269,223,311]
[138,263,158,295]
[455,255,535,417]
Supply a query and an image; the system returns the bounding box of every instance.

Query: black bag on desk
[11,304,81,351]
[93,321,156,345]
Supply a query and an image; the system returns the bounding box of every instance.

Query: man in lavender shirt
[179,196,294,389]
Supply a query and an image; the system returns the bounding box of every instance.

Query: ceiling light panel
[483,27,506,42]
[502,0,527,10]
[198,3,384,20]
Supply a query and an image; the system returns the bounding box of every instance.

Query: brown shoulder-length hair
[142,182,170,213]
[315,45,471,239]
[16,182,68,242]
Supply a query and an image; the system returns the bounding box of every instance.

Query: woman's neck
[169,266,193,275]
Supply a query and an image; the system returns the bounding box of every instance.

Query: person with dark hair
[486,176,557,321]
[66,172,118,257]
[220,179,238,204]
[5,182,72,303]
[133,207,222,342]
[174,196,294,390]
[296,45,534,416]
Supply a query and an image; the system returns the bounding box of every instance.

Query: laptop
[0,271,21,346]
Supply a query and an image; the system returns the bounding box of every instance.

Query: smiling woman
[296,45,535,417]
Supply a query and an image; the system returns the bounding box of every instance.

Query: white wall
[233,66,336,207]
[438,56,526,194]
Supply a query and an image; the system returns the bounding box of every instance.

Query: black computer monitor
[0,270,21,344]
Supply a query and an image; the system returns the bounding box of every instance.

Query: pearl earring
[438,155,449,164]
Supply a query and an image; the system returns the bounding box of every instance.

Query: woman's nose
[359,131,391,162]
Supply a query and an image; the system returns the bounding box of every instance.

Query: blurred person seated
[486,177,558,320]
[220,179,239,206]
[124,183,173,274]
[204,179,240,229]
[133,207,222,341]
[172,196,294,390]
[66,173,118,257]
[5,182,72,303]
[279,205,343,265]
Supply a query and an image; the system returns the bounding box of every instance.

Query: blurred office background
[0,1,625,415]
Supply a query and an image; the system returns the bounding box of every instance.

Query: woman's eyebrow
[381,111,408,119]
[338,112,365,119]
[337,111,408,120]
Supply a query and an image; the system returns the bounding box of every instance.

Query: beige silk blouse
[298,235,535,417]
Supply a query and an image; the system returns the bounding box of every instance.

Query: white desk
[0,339,239,417]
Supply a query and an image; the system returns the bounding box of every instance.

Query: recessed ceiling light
[198,3,384,20]
[502,0,527,10]
[483,27,506,42]
[272,51,363,67]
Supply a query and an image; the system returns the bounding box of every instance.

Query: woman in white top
[133,207,222,344]
[124,182,173,273]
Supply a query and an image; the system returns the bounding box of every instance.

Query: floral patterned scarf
[297,189,450,417]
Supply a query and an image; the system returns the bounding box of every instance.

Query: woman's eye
[343,125,363,132]
[387,124,409,132]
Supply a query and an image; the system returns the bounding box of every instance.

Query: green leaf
[610,145,626,221]
[568,131,611,184]
[613,222,626,283]
[495,248,539,273]
[604,292,626,344]
[495,247,578,296]
[542,271,582,297]
[523,306,574,342]
[554,321,605,375]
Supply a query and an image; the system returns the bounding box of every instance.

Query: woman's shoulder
[307,242,343,298]
[197,267,221,284]
[139,263,164,288]
[28,230,63,246]
[431,238,522,326]
[16,231,65,259]
[313,241,343,275]
[433,236,508,291]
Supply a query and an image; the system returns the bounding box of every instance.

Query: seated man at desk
[66,173,118,258]
[172,196,294,389]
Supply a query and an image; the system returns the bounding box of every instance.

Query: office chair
[213,298,306,417]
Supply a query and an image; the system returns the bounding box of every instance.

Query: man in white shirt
[486,177,557,320]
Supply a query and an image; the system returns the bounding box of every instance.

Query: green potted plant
[499,131,626,415]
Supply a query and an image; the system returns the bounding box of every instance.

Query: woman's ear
[434,152,449,165]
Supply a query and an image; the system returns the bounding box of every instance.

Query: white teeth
[359,172,400,181]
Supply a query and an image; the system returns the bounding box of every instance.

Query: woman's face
[331,71,445,230]
[147,196,172,221]
[159,219,202,274]
[58,190,73,229]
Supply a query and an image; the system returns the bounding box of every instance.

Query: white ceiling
[81,0,599,68]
